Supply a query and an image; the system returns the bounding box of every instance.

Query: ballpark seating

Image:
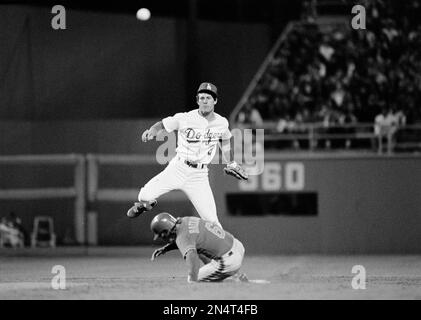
[230,0,421,150]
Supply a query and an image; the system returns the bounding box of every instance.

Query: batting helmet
[150,212,177,240]
[197,82,218,100]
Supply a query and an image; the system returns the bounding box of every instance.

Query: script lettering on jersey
[185,128,223,144]
[185,128,200,142]
[204,129,223,144]
[188,219,200,234]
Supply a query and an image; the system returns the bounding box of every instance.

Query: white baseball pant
[138,156,219,225]
[198,238,245,282]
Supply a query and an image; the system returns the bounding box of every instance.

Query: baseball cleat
[126,200,157,218]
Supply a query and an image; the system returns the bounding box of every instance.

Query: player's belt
[184,160,207,169]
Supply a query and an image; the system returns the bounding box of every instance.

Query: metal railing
[85,153,188,245]
[0,154,86,244]
[234,122,421,154]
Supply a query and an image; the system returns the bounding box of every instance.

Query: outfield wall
[212,155,421,254]
[0,120,420,253]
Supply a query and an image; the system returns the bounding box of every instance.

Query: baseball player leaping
[126,82,248,226]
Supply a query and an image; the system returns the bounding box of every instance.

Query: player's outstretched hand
[151,246,166,261]
[224,161,248,181]
[141,128,157,142]
[141,129,149,142]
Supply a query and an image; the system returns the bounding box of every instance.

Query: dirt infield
[0,247,420,300]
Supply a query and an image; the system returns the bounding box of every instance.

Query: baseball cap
[197,82,218,99]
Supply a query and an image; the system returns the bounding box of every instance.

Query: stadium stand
[231,0,421,152]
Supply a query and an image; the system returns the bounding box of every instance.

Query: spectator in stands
[330,82,347,109]
[374,108,393,135]
[301,0,317,23]
[387,107,407,149]
[339,107,358,149]
[276,113,296,134]
[249,106,263,126]
[393,108,407,127]
[319,35,335,64]
[236,0,420,150]
[374,108,396,153]
[236,104,264,128]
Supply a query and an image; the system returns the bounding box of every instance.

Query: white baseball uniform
[138,109,232,225]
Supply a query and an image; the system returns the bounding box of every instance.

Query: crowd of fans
[236,0,421,138]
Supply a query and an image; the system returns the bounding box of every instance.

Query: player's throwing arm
[141,121,164,142]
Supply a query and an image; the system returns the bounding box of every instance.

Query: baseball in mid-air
[136,8,151,21]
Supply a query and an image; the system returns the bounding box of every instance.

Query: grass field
[0,247,420,300]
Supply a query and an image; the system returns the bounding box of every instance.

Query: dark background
[0,0,301,120]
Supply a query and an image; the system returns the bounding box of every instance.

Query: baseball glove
[224,161,248,180]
